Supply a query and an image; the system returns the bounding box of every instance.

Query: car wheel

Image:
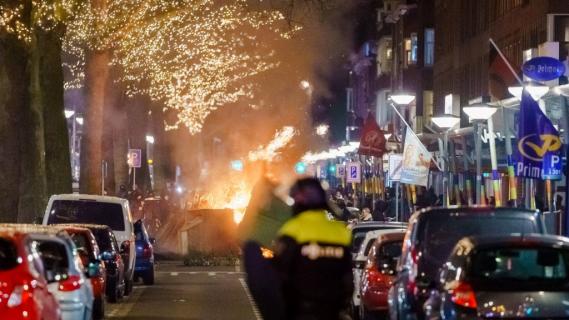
[143,267,155,285]
[351,303,360,320]
[124,278,133,296]
[92,297,105,320]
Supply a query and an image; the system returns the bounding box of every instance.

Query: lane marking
[108,286,146,318]
[170,272,179,276]
[239,278,262,320]
[208,272,216,276]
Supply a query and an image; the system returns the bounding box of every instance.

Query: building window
[424,29,435,66]
[404,38,411,67]
[410,33,418,64]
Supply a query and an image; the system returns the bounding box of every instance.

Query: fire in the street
[248,126,297,162]
[227,189,251,224]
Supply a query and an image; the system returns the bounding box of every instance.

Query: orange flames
[248,126,297,162]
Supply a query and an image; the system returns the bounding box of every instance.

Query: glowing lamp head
[431,114,460,129]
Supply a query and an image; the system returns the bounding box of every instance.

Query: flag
[400,128,432,186]
[358,114,386,157]
[515,90,562,180]
[489,41,520,100]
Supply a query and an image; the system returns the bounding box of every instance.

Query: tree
[61,0,291,193]
[0,0,72,221]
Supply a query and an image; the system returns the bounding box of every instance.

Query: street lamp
[431,114,460,207]
[75,116,84,125]
[145,135,155,144]
[390,92,416,105]
[64,110,75,119]
[508,81,550,101]
[463,104,499,205]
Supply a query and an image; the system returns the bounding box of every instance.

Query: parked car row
[0,194,156,320]
[350,206,569,320]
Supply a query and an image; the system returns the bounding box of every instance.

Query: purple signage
[522,56,565,82]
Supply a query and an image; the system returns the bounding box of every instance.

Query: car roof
[357,228,407,258]
[410,206,540,222]
[0,223,69,237]
[54,223,111,230]
[352,221,408,230]
[377,230,406,243]
[459,234,569,251]
[49,193,128,205]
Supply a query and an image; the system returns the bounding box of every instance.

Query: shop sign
[522,56,565,81]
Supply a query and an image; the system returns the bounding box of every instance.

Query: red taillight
[450,282,478,309]
[410,246,418,263]
[142,243,152,259]
[58,275,83,292]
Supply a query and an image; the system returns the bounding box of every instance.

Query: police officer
[273,178,353,320]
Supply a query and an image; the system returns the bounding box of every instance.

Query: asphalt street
[107,262,260,320]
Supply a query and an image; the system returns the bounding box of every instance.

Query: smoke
[165,0,359,193]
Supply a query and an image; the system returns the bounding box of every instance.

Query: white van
[43,194,136,295]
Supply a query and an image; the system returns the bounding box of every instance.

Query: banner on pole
[358,114,386,157]
[400,128,432,186]
[336,164,346,178]
[346,162,361,183]
[388,154,403,181]
[515,91,562,180]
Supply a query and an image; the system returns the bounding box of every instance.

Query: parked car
[352,224,407,317]
[134,220,155,285]
[43,194,136,295]
[424,234,569,320]
[58,225,106,319]
[0,230,60,320]
[388,207,546,320]
[360,231,405,320]
[84,224,126,303]
[0,224,94,320]
[352,222,408,259]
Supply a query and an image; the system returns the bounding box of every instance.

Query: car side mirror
[101,251,113,261]
[87,260,101,278]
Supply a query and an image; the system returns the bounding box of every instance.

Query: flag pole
[489,38,524,86]
[389,102,442,171]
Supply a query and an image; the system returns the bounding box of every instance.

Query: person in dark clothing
[273,178,353,320]
[372,199,387,221]
[118,185,128,199]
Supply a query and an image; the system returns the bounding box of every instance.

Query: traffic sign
[128,149,142,168]
[346,162,361,183]
[388,154,403,181]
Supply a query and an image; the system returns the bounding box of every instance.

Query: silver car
[0,224,94,320]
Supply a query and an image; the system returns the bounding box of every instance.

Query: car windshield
[35,240,70,280]
[69,232,96,260]
[0,238,19,270]
[134,221,148,241]
[470,246,569,290]
[48,200,125,231]
[419,215,538,275]
[376,240,403,267]
[90,229,114,252]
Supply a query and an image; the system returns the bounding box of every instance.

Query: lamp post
[463,104,498,205]
[508,81,550,101]
[389,92,415,221]
[431,114,460,207]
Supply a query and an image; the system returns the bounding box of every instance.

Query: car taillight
[450,282,477,309]
[58,275,83,292]
[142,243,152,259]
[7,285,32,308]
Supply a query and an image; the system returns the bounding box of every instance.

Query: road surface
[107,262,261,320]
